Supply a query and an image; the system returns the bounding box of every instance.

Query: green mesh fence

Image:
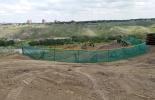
[22,43,148,63]
[121,36,143,45]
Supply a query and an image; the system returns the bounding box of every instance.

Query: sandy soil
[0,47,155,100]
[48,41,125,50]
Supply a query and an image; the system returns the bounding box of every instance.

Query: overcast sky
[0,0,155,23]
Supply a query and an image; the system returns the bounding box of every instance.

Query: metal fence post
[77,50,80,63]
[53,48,56,62]
[108,49,109,62]
[96,53,98,62]
[74,50,77,63]
[21,47,24,55]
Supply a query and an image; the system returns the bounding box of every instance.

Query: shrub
[0,39,15,46]
[29,38,73,46]
[28,35,121,46]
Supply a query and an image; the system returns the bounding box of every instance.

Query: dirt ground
[0,47,155,100]
[48,41,125,50]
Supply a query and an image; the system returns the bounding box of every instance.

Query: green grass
[0,19,155,40]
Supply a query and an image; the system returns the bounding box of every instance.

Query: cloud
[0,0,33,14]
[0,0,155,22]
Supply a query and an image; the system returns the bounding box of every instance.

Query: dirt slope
[0,47,155,100]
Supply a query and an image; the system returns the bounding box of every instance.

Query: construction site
[1,0,155,99]
[0,34,155,100]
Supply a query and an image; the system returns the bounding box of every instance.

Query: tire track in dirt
[5,87,24,100]
[74,67,108,100]
[5,74,35,100]
[4,68,56,100]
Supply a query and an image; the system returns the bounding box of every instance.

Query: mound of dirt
[97,41,126,50]
[49,41,125,50]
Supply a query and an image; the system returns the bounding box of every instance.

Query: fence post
[96,53,98,63]
[74,50,77,63]
[53,48,56,62]
[21,47,24,55]
[77,50,80,63]
[108,49,110,62]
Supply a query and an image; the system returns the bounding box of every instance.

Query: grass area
[0,18,155,40]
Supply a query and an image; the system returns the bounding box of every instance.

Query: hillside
[0,18,155,40]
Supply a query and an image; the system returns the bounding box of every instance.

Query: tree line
[28,35,122,46]
[0,39,15,46]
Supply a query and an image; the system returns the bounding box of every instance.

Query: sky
[0,0,155,23]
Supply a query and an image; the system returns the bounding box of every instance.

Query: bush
[72,35,122,43]
[29,38,73,46]
[28,35,122,46]
[0,39,15,46]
